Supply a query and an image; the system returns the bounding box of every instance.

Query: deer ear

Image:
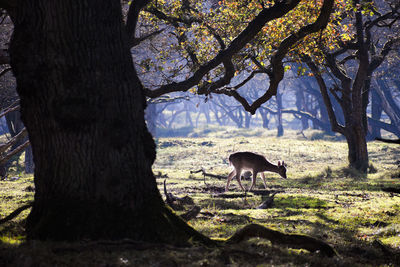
[278,161,281,166]
[282,161,285,166]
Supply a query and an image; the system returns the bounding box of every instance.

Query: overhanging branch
[213,0,335,114]
[144,0,303,98]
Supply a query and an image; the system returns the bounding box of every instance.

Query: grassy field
[1,127,400,266]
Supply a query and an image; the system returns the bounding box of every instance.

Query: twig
[190,168,225,180]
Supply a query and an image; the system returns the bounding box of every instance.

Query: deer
[225,151,287,192]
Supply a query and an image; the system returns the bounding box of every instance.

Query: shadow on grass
[274,196,329,209]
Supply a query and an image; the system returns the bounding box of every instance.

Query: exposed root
[226,223,338,257]
[0,202,32,225]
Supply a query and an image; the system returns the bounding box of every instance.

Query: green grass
[1,128,400,266]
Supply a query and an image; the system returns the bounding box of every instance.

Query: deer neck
[260,161,278,172]
[262,162,279,173]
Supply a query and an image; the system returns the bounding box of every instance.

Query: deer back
[229,152,272,172]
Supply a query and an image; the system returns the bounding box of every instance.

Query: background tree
[304,0,400,172]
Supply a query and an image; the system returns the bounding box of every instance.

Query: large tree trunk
[345,125,368,172]
[9,0,208,244]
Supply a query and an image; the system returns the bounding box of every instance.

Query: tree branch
[262,106,331,130]
[304,56,345,134]
[125,0,152,47]
[215,0,335,114]
[0,102,19,118]
[368,117,400,137]
[0,140,30,166]
[144,0,303,98]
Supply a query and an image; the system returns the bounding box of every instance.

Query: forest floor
[1,127,400,266]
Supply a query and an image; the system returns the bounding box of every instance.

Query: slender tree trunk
[295,90,309,130]
[9,0,209,243]
[276,93,283,137]
[259,108,269,129]
[184,102,194,127]
[244,112,251,128]
[370,88,383,139]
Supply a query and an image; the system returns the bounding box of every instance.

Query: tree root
[226,223,338,257]
[0,202,32,225]
[1,203,338,257]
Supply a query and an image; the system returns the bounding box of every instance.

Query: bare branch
[226,70,264,91]
[304,56,345,134]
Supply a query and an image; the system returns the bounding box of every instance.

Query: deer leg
[225,170,236,191]
[235,168,246,191]
[261,172,267,189]
[249,171,258,191]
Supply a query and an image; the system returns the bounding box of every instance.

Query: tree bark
[344,126,368,173]
[9,0,210,244]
